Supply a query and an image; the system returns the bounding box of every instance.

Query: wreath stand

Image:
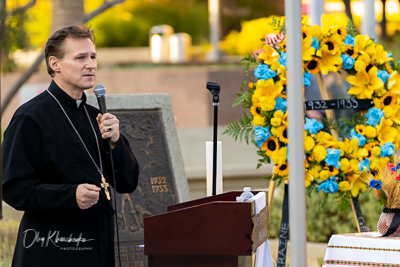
[269,73,368,267]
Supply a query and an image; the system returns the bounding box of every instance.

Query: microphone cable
[107,140,122,267]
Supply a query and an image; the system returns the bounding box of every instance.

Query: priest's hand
[96,113,120,149]
[76,184,101,210]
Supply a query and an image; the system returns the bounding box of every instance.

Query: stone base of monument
[87,93,189,266]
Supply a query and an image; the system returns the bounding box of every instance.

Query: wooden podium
[144,191,268,267]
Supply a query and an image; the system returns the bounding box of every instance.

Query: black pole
[206,81,221,196]
[212,96,219,195]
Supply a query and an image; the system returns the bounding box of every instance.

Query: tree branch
[8,0,37,16]
[80,0,125,22]
[1,0,126,114]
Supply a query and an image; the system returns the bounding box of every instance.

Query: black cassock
[2,80,140,267]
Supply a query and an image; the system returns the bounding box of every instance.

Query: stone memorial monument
[88,93,190,267]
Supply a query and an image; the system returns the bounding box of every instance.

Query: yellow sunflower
[355,125,366,135]
[262,136,279,156]
[276,162,289,176]
[324,164,339,176]
[250,105,262,116]
[304,57,321,75]
[319,34,344,54]
[364,141,381,161]
[381,92,398,108]
[277,124,288,144]
[344,44,357,59]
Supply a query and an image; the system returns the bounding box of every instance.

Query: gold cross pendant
[101,176,111,200]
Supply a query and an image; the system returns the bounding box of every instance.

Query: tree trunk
[51,0,84,33]
[1,0,126,114]
[380,0,387,40]
[342,0,353,21]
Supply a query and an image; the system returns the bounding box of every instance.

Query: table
[323,232,400,266]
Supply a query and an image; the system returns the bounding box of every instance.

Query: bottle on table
[239,187,254,201]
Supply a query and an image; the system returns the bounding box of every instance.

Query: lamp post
[208,0,220,61]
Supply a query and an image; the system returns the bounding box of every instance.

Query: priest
[2,23,140,267]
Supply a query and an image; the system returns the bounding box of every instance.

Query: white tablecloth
[250,192,273,267]
[323,232,400,266]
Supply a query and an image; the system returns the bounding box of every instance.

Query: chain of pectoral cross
[47,89,111,200]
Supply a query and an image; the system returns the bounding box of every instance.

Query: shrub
[268,183,381,243]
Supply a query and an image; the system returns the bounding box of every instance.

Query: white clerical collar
[76,99,83,107]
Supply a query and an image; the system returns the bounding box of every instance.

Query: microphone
[93,84,107,114]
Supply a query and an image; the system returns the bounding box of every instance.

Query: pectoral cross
[101,176,111,200]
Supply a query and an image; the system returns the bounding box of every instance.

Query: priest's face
[51,37,97,97]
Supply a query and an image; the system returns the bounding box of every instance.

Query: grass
[0,202,22,267]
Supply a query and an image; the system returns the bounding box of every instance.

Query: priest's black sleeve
[2,113,79,211]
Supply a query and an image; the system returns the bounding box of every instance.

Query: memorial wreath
[225,15,400,208]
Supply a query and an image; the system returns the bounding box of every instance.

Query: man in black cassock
[2,23,140,267]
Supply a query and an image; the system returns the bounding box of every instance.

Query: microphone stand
[206,82,221,196]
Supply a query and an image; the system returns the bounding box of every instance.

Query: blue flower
[389,52,393,67]
[380,142,395,157]
[318,176,339,193]
[369,179,382,190]
[304,117,323,134]
[304,72,312,87]
[344,35,355,46]
[311,37,319,50]
[254,64,277,80]
[359,158,370,173]
[324,148,341,169]
[366,108,385,127]
[275,96,288,112]
[341,54,355,70]
[377,70,390,84]
[254,126,271,147]
[279,52,287,67]
[350,129,366,147]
